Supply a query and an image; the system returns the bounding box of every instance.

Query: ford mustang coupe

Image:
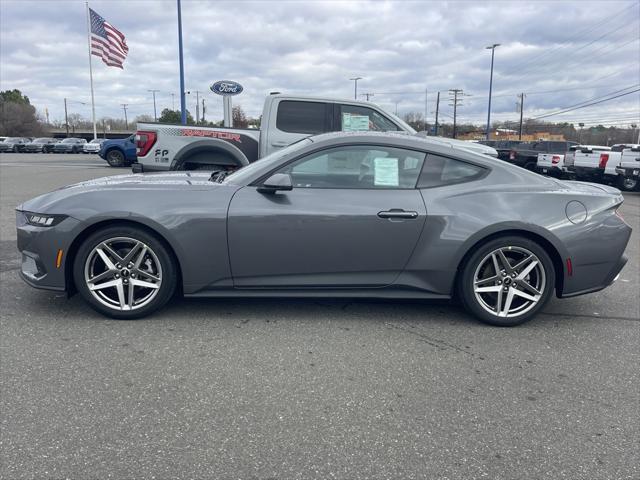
[16,132,631,326]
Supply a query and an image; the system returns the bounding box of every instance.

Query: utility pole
[202,98,206,123]
[171,93,176,110]
[395,100,401,116]
[148,89,160,121]
[434,91,440,136]
[362,93,374,101]
[449,89,463,139]
[517,93,525,140]
[64,98,69,137]
[424,88,428,133]
[485,44,500,140]
[349,77,362,100]
[121,103,129,130]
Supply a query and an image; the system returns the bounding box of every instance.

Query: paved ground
[1,153,638,480]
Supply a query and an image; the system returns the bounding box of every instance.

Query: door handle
[271,141,289,147]
[377,209,418,219]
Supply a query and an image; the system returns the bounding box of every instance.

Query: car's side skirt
[184,288,451,300]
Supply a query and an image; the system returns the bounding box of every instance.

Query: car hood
[17,172,221,214]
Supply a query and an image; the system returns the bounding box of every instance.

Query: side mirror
[257,173,293,193]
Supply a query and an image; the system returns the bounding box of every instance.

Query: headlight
[24,212,67,227]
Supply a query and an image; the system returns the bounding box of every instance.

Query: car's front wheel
[73,226,177,319]
[458,236,555,326]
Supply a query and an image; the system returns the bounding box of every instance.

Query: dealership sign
[210,80,243,96]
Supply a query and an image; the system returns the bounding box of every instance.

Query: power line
[532,88,640,120]
[501,3,638,77]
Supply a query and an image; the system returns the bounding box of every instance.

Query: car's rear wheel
[106,149,125,167]
[617,175,638,192]
[73,226,177,319]
[458,236,555,326]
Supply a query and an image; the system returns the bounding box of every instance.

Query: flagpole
[85,1,97,139]
[177,0,186,125]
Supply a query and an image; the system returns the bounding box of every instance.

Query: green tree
[158,108,194,125]
[0,89,30,105]
[0,89,43,136]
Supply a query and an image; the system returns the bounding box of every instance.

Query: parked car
[16,132,630,327]
[565,143,639,191]
[83,138,106,154]
[133,93,419,173]
[417,135,498,157]
[537,144,607,178]
[98,135,137,167]
[52,138,87,153]
[479,140,523,161]
[508,141,579,170]
[23,138,59,153]
[0,137,31,153]
[615,145,640,191]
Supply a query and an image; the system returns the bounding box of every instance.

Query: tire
[458,235,555,327]
[12,145,18,153]
[617,175,638,192]
[73,225,178,319]
[106,149,125,167]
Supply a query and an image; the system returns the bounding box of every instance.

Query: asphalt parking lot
[1,153,638,480]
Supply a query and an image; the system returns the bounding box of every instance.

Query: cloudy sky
[1,0,639,128]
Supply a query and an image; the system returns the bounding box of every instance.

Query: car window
[417,154,487,188]
[532,143,548,152]
[276,100,328,134]
[275,145,426,189]
[339,105,400,132]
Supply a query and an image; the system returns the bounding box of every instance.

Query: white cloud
[0,0,638,127]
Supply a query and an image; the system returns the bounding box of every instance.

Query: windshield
[61,138,77,143]
[222,138,313,185]
[33,138,50,143]
[6,137,23,142]
[90,139,102,143]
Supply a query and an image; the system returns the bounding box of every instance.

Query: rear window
[417,154,487,188]
[276,101,328,134]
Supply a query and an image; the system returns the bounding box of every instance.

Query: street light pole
[349,77,362,100]
[485,43,500,140]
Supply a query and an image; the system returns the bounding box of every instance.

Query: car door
[264,100,331,156]
[227,144,428,288]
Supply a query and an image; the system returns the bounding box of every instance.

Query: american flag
[89,8,128,69]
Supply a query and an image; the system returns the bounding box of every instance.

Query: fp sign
[210,80,243,96]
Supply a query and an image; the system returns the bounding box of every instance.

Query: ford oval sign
[210,81,243,96]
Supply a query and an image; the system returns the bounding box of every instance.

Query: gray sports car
[16,132,631,326]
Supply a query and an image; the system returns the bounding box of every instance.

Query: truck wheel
[106,150,125,167]
[618,176,638,192]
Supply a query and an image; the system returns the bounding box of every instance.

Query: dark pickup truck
[479,140,523,161]
[508,140,579,170]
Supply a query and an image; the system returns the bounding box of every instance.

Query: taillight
[509,150,515,160]
[598,153,609,169]
[551,155,561,164]
[135,130,157,157]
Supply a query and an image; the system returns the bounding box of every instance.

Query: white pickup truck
[536,144,586,177]
[615,145,640,191]
[565,143,639,191]
[133,93,496,172]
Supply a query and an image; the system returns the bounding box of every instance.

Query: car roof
[306,131,500,165]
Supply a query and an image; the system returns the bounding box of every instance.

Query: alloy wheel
[84,237,162,311]
[473,246,546,318]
